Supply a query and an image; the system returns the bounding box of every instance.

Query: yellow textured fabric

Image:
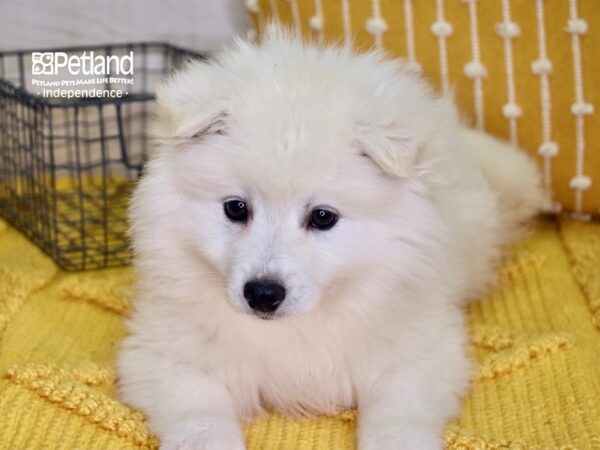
[1,216,600,449]
[247,1,600,216]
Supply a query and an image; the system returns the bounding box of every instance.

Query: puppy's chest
[222,341,357,416]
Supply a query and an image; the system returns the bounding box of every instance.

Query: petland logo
[31,51,134,99]
[31,51,134,76]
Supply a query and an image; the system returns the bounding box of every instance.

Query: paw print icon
[31,53,54,75]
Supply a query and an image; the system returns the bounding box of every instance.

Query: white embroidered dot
[569,175,592,191]
[463,61,487,79]
[571,102,594,116]
[366,16,388,35]
[571,212,592,221]
[531,58,553,75]
[245,0,259,13]
[495,21,521,39]
[309,15,323,31]
[431,20,453,37]
[566,18,588,34]
[538,141,559,158]
[502,102,522,119]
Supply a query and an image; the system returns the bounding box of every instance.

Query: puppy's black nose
[243,280,286,313]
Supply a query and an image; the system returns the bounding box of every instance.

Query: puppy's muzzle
[243,279,286,313]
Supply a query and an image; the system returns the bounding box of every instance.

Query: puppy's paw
[360,427,442,450]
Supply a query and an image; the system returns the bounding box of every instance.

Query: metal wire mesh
[0,43,203,270]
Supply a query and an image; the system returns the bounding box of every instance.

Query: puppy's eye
[309,208,338,231]
[224,199,248,223]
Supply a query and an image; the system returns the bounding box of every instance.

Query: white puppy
[117,28,543,450]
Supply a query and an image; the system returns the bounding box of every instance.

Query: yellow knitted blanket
[0,217,599,450]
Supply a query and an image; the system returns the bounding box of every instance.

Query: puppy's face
[169,125,411,320]
[150,37,451,320]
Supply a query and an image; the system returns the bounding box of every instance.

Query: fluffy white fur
[117,28,543,450]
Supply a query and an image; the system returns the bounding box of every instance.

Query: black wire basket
[0,43,203,270]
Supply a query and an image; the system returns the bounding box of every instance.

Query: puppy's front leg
[117,346,245,450]
[357,346,469,450]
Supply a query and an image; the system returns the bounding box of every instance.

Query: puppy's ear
[355,122,419,178]
[150,59,229,146]
[175,110,228,139]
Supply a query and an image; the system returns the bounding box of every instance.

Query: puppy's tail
[459,128,546,236]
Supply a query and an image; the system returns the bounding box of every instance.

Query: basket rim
[0,41,206,109]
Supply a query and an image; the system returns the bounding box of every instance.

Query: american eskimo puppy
[117,28,543,450]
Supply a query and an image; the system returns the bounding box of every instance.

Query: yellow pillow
[246,0,599,217]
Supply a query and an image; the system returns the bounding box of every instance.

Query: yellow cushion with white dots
[246,0,600,217]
